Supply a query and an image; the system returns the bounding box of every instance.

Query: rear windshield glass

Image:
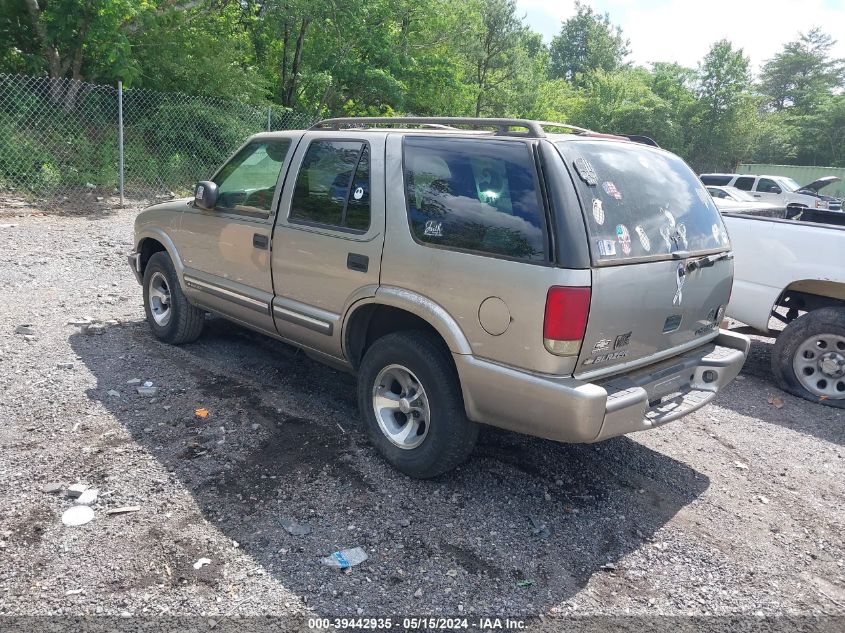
[558,141,729,263]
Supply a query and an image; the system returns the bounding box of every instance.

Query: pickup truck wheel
[357,331,478,478]
[143,252,205,344]
[771,307,845,408]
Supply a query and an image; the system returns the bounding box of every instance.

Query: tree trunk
[284,17,310,107]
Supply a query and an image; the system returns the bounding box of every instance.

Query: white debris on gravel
[62,506,95,527]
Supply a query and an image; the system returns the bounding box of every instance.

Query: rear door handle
[253,233,269,250]
[347,253,369,272]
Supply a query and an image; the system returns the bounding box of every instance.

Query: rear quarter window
[402,137,547,262]
[557,140,729,263]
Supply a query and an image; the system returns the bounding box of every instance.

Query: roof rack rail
[308,117,660,147]
[309,117,595,138]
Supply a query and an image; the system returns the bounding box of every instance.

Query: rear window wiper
[676,251,733,270]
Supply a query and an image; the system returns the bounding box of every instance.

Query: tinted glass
[214,140,290,215]
[403,137,546,261]
[558,140,729,262]
[756,178,779,193]
[707,187,727,199]
[733,176,755,191]
[700,175,733,186]
[290,140,370,231]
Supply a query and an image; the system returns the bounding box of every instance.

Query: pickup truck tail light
[543,286,591,355]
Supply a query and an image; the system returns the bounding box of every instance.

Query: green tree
[687,40,757,172]
[548,0,629,84]
[760,28,844,112]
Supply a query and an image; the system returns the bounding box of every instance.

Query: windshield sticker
[424,220,443,237]
[661,207,676,227]
[615,224,632,255]
[353,186,364,200]
[635,225,651,251]
[602,181,622,200]
[597,239,617,257]
[573,157,598,186]
[592,198,605,225]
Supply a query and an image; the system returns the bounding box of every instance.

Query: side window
[733,176,755,191]
[757,178,780,193]
[708,188,727,199]
[289,140,371,231]
[403,137,546,262]
[213,140,291,216]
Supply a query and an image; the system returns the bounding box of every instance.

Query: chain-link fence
[0,74,314,208]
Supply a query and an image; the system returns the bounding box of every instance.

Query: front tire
[357,331,478,478]
[142,252,205,344]
[771,307,845,408]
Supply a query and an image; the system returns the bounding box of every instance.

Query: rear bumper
[453,330,750,443]
[128,252,143,285]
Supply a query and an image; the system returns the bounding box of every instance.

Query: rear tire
[771,307,845,408]
[357,331,478,478]
[143,252,205,344]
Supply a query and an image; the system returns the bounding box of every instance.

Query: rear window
[733,176,755,191]
[701,175,733,186]
[558,140,729,263]
[403,137,547,262]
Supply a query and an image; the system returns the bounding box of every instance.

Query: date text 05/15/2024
[307,617,526,630]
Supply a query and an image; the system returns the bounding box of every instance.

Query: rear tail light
[543,286,591,356]
[815,198,823,208]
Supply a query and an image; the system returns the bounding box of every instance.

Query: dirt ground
[0,203,843,630]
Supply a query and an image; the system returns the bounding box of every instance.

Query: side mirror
[194,180,219,210]
[771,186,782,194]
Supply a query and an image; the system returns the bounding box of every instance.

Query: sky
[516,0,845,73]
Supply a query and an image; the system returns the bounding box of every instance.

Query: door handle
[253,233,269,250]
[753,194,761,198]
[347,252,369,272]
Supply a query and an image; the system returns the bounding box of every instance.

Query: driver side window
[213,140,291,217]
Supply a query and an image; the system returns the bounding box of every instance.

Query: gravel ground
[0,203,843,627]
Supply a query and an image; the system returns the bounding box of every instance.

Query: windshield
[780,177,800,192]
[557,140,729,263]
[725,187,755,202]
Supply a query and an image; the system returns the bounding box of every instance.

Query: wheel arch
[342,287,473,370]
[135,229,185,281]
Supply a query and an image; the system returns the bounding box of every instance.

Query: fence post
[118,81,125,207]
[267,106,272,132]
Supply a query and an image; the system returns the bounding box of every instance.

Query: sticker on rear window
[635,225,651,251]
[424,220,443,237]
[677,223,688,248]
[603,181,622,200]
[720,226,729,245]
[573,157,598,186]
[596,239,616,257]
[661,207,676,227]
[615,224,632,255]
[711,223,720,242]
[592,198,605,225]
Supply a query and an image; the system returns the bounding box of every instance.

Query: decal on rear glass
[635,225,651,251]
[720,226,729,245]
[424,220,443,237]
[353,186,365,200]
[711,223,720,242]
[661,207,676,227]
[615,224,632,255]
[592,198,605,225]
[602,181,622,200]
[596,239,617,257]
[573,157,598,186]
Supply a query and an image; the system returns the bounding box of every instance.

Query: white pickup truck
[723,207,845,407]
